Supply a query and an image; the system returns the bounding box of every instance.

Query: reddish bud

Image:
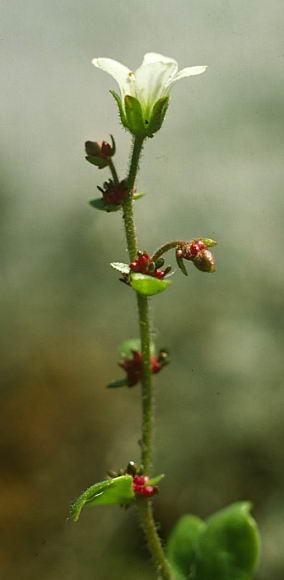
[98,179,128,206]
[132,474,158,497]
[85,135,115,160]
[119,348,169,387]
[130,252,167,279]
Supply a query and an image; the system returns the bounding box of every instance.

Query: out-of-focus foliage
[1,1,284,579]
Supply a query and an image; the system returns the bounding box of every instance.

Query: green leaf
[124,95,146,136]
[110,90,128,128]
[130,273,172,296]
[166,503,260,580]
[70,475,135,522]
[200,238,217,248]
[167,515,206,579]
[106,378,128,389]
[176,254,188,276]
[133,192,145,200]
[147,96,170,136]
[148,473,165,486]
[119,338,156,358]
[89,198,122,212]
[85,155,109,169]
[196,502,260,580]
[110,262,130,275]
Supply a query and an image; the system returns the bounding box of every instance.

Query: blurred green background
[1,1,284,578]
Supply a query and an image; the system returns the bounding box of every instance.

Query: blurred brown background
[1,1,284,578]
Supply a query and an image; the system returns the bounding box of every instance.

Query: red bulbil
[132,475,158,497]
[119,350,143,387]
[181,239,207,261]
[100,141,113,158]
[151,356,162,374]
[99,179,128,206]
[130,252,166,279]
[119,349,167,387]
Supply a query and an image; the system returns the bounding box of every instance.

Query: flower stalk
[122,136,174,579]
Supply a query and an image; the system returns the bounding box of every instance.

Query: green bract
[167,502,260,580]
[70,475,135,521]
[130,273,172,296]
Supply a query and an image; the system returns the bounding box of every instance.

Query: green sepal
[176,254,188,276]
[106,378,128,389]
[85,155,109,169]
[110,262,130,275]
[110,90,128,128]
[119,338,156,358]
[147,96,170,136]
[124,95,146,136]
[148,473,165,486]
[130,273,172,296]
[89,198,122,212]
[167,515,206,579]
[195,502,260,580]
[70,475,135,522]
[133,192,145,200]
[200,238,217,248]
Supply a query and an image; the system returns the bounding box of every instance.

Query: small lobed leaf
[133,192,145,200]
[106,378,128,389]
[130,273,172,296]
[89,198,122,212]
[148,473,165,486]
[176,254,188,276]
[110,262,130,275]
[85,155,109,169]
[70,475,135,522]
[200,238,217,248]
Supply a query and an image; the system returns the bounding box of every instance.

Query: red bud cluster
[97,179,128,206]
[132,475,158,497]
[176,239,216,273]
[130,252,167,279]
[85,136,115,160]
[119,349,169,387]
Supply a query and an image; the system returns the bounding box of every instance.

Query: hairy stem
[122,136,174,580]
[108,158,119,185]
[151,241,185,263]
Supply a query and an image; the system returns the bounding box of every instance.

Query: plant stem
[122,136,174,580]
[151,241,185,263]
[108,158,119,185]
[137,499,174,580]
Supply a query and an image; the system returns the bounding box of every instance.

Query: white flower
[92,52,207,136]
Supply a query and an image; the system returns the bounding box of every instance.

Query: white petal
[92,57,134,98]
[134,60,178,116]
[167,66,208,89]
[142,52,178,67]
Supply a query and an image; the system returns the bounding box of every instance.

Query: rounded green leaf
[195,502,260,580]
[70,475,135,521]
[167,515,206,579]
[130,273,172,296]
